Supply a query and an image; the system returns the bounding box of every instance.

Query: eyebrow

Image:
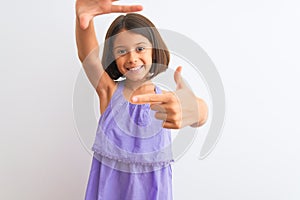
[113,42,150,50]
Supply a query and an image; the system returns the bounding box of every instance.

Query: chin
[125,75,147,82]
[124,69,151,82]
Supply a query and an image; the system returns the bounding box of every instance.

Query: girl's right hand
[76,0,143,30]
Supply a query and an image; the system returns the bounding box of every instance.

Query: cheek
[145,52,153,64]
[115,58,125,72]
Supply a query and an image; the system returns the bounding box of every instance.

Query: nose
[127,51,138,64]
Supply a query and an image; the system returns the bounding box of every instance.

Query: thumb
[174,66,185,90]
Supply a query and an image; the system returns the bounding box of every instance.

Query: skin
[113,30,153,86]
[132,66,208,128]
[75,0,208,129]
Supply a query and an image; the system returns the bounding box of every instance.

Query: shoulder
[153,84,167,95]
[162,90,168,94]
[161,89,168,94]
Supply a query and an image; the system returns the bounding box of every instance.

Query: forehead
[113,30,151,47]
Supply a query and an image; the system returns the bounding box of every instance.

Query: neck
[123,79,155,97]
[124,79,153,91]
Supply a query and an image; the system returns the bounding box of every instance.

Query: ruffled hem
[93,149,173,165]
[92,150,173,173]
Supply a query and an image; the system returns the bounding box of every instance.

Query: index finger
[111,5,143,13]
[131,94,168,104]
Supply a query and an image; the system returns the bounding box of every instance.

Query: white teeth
[129,65,143,71]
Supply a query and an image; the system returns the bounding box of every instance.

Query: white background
[1,0,300,199]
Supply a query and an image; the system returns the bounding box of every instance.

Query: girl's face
[113,30,153,82]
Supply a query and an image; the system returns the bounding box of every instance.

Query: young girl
[75,0,208,199]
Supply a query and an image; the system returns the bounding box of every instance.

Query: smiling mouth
[127,65,143,71]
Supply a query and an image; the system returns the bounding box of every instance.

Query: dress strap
[154,85,162,94]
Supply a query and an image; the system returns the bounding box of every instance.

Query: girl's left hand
[131,66,208,129]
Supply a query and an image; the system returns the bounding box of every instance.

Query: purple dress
[85,81,173,200]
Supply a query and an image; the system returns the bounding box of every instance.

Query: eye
[136,46,146,53]
[116,49,127,55]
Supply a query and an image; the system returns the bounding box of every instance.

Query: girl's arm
[75,1,112,93]
[75,0,143,112]
[131,66,208,129]
[76,17,107,92]
[75,16,98,63]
